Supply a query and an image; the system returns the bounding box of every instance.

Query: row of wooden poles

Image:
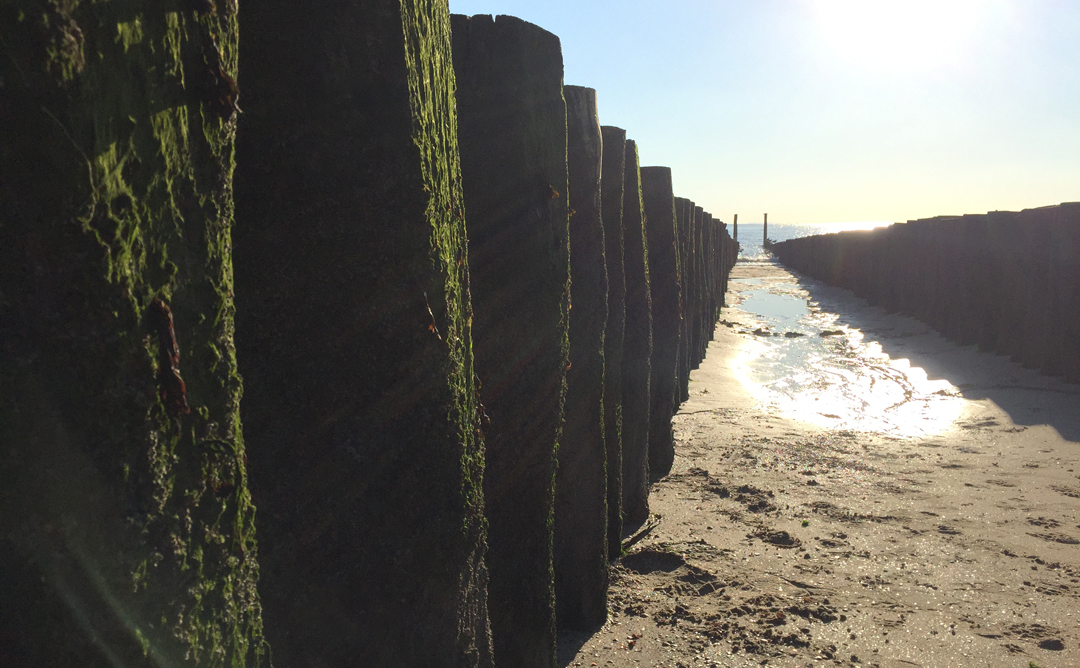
[0,5,737,668]
[770,205,1080,383]
[236,13,738,667]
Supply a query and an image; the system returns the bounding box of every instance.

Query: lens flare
[809,0,1005,73]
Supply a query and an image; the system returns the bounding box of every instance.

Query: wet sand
[560,262,1080,668]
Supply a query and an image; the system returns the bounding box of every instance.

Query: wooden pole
[763,213,768,245]
[733,213,738,241]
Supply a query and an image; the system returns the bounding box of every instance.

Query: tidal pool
[729,274,966,437]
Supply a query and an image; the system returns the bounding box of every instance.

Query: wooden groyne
[769,204,1080,383]
[0,4,738,665]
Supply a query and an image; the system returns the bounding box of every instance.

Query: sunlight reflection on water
[730,277,966,437]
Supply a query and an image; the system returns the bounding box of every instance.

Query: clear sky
[447,0,1080,225]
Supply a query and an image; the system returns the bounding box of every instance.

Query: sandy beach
[560,262,1080,668]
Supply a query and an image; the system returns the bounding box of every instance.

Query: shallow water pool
[729,273,966,437]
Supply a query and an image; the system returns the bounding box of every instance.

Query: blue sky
[447,0,1080,225]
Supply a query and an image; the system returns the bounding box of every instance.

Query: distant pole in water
[733,213,738,241]
[763,213,768,245]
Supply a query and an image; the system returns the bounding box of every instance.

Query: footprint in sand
[751,528,801,548]
[1026,516,1061,529]
[1050,484,1080,498]
[1027,532,1080,545]
[1006,622,1066,651]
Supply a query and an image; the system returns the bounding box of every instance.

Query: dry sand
[560,263,1080,668]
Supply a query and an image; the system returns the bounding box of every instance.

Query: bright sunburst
[810,0,1004,73]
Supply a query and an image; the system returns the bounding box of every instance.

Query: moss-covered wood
[0,3,265,666]
[641,167,680,481]
[702,214,716,342]
[452,14,570,668]
[692,205,707,365]
[620,139,652,527]
[599,125,627,559]
[719,219,733,308]
[233,1,491,665]
[554,85,608,632]
[674,197,693,404]
[683,201,701,372]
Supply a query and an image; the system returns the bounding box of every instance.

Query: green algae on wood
[641,166,680,482]
[452,13,570,668]
[232,0,493,665]
[554,85,609,632]
[692,205,707,365]
[674,197,694,404]
[620,139,652,528]
[0,2,265,666]
[599,125,628,560]
[701,214,716,345]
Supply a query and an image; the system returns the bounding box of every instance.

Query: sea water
[734,222,890,261]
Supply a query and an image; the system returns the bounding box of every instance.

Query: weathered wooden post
[764,212,769,244]
[0,6,266,666]
[675,197,694,403]
[641,167,681,482]
[621,139,652,527]
[452,14,570,667]
[554,85,609,631]
[600,125,627,559]
[233,1,491,665]
[702,214,715,334]
[734,213,739,242]
[693,205,706,364]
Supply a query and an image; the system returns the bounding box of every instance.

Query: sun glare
[810,0,1000,73]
